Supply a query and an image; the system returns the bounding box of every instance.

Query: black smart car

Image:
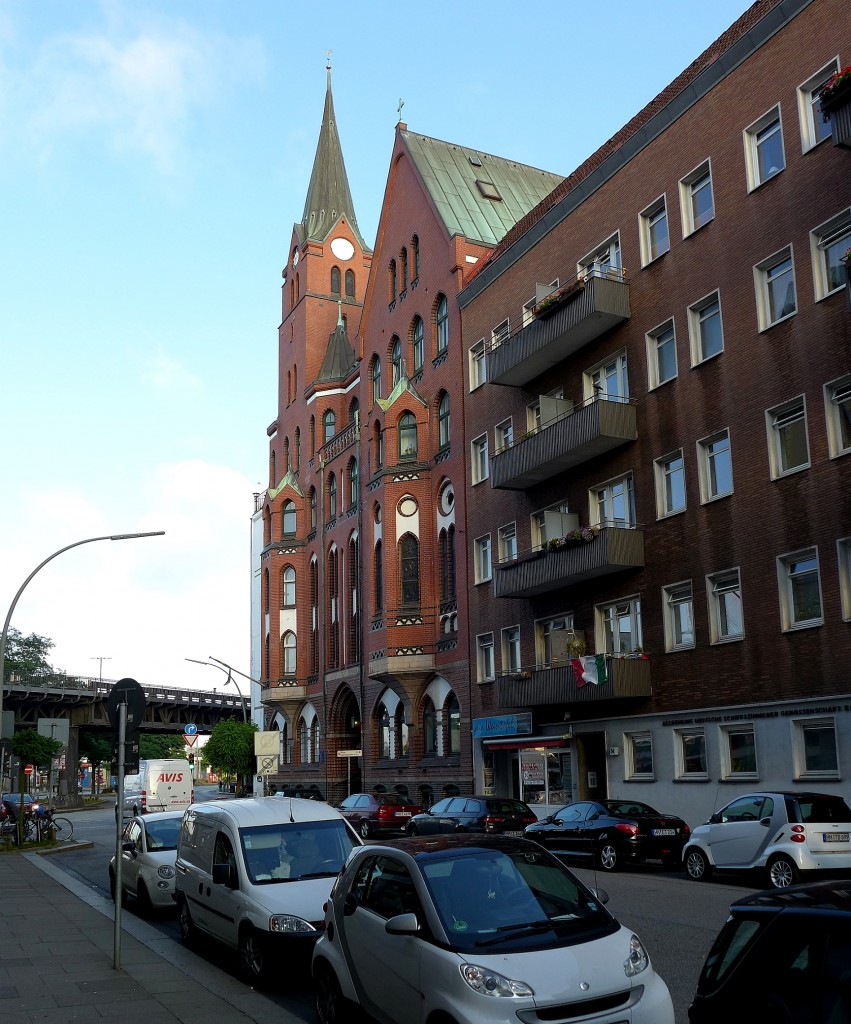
[689,880,851,1022]
[405,795,537,836]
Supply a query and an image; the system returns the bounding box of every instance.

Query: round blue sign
[184,723,198,736]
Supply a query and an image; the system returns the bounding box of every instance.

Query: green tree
[10,728,62,845]
[78,729,115,796]
[203,719,257,792]
[4,629,56,677]
[139,733,188,759]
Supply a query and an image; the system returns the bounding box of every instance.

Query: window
[685,291,724,366]
[531,503,573,550]
[446,695,460,754]
[639,196,669,265]
[495,418,513,452]
[282,631,296,675]
[592,474,635,528]
[502,626,521,673]
[491,319,510,348]
[423,697,436,755]
[792,718,838,778]
[331,266,341,294]
[398,412,418,459]
[722,726,757,777]
[810,210,851,301]
[587,351,628,403]
[626,732,654,778]
[597,597,642,654]
[662,581,695,651]
[327,473,337,518]
[469,340,486,389]
[435,294,448,354]
[282,499,296,536]
[370,356,382,404]
[535,615,573,666]
[767,396,809,477]
[655,450,686,518]
[798,60,839,151]
[439,526,456,600]
[579,233,621,280]
[522,279,559,326]
[388,259,397,302]
[778,548,823,629]
[498,522,517,562]
[412,317,424,373]
[373,541,383,613]
[374,424,385,468]
[744,107,785,189]
[411,235,419,280]
[323,409,336,444]
[474,535,492,584]
[476,633,495,682]
[646,320,677,388]
[437,391,450,448]
[390,336,402,386]
[282,566,296,606]
[679,160,714,235]
[309,487,316,529]
[400,247,408,290]
[676,730,708,778]
[349,458,359,506]
[399,534,420,606]
[755,246,797,329]
[345,269,355,298]
[471,434,488,484]
[697,429,733,501]
[707,568,744,643]
[839,538,851,621]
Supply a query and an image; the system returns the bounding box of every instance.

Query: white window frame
[662,580,695,651]
[595,596,642,654]
[754,245,797,330]
[531,501,573,550]
[501,625,521,673]
[720,725,758,780]
[675,728,708,779]
[476,633,495,682]
[697,428,733,502]
[797,59,840,152]
[791,717,839,780]
[522,279,559,326]
[766,395,810,479]
[491,318,510,349]
[679,160,714,236]
[654,449,686,519]
[585,350,629,404]
[646,318,677,390]
[469,339,486,390]
[535,614,573,667]
[743,105,785,190]
[688,290,724,365]
[498,522,517,563]
[777,546,823,631]
[590,474,635,529]
[471,433,489,484]
[578,233,622,281]
[625,731,654,780]
[837,537,851,621]
[810,209,851,302]
[639,195,669,266]
[495,417,513,454]
[706,567,744,644]
[473,534,492,584]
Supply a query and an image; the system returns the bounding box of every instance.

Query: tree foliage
[4,629,56,677]
[203,718,257,780]
[139,733,188,760]
[11,727,63,769]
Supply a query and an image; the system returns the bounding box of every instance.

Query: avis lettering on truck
[121,759,194,819]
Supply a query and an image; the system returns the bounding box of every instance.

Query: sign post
[337,748,362,798]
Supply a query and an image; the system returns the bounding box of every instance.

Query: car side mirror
[212,863,239,888]
[385,912,420,935]
[708,813,721,824]
[122,841,136,855]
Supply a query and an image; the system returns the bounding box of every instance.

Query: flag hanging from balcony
[581,654,607,686]
[570,658,586,687]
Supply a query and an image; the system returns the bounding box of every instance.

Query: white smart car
[109,810,183,911]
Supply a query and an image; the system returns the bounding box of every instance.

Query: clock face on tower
[292,248,299,268]
[330,237,354,261]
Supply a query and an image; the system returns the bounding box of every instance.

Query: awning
[482,734,569,751]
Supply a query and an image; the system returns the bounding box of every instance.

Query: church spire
[300,60,368,250]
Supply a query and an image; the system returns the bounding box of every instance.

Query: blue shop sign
[472,713,532,738]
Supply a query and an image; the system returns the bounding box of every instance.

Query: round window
[439,484,455,515]
[399,497,418,517]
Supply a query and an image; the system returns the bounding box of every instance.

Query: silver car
[313,834,674,1024]
[109,811,183,910]
[683,790,851,889]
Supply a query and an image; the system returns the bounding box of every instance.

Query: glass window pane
[767,257,796,321]
[803,725,837,772]
[728,730,756,773]
[698,299,723,359]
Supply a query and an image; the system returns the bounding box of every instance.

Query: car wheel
[239,926,269,986]
[359,821,371,839]
[685,848,713,881]
[597,842,619,872]
[314,959,354,1024]
[407,822,419,836]
[178,900,195,944]
[768,855,799,889]
[109,870,128,907]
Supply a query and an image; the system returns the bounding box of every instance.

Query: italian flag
[581,654,607,686]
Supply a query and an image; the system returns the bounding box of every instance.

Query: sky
[0,0,753,693]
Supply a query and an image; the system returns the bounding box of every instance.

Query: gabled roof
[400,129,563,247]
[317,305,357,383]
[298,68,370,251]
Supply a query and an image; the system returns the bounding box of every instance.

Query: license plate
[652,829,677,836]
[396,811,412,817]
[504,831,523,837]
[824,832,849,842]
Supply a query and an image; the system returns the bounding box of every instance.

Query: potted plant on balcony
[820,65,851,148]
[532,279,585,319]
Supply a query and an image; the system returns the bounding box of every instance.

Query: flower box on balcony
[820,65,851,149]
[533,279,585,319]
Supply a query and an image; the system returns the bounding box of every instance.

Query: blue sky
[0,0,750,691]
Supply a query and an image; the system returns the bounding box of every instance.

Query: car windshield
[145,820,181,851]
[421,847,615,952]
[240,820,357,884]
[796,795,851,824]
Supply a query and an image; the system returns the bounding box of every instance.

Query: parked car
[312,833,675,1024]
[336,792,423,838]
[688,880,851,1022]
[109,810,184,911]
[405,795,537,837]
[524,798,690,871]
[683,790,851,889]
[1,793,44,820]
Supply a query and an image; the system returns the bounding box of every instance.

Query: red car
[336,792,423,839]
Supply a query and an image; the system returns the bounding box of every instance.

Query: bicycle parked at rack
[38,808,74,841]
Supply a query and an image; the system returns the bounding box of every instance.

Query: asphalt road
[56,787,760,1024]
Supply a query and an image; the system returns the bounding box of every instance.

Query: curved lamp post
[185,657,250,722]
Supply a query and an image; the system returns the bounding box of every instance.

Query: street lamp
[185,657,249,722]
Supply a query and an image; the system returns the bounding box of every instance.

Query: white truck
[121,758,194,819]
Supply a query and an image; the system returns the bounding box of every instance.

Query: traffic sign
[256,754,278,775]
[336,749,362,758]
[184,734,198,748]
[107,678,147,733]
[24,764,34,775]
[184,723,198,736]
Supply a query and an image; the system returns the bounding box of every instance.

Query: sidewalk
[0,849,306,1024]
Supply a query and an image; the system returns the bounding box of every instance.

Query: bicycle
[39,808,74,842]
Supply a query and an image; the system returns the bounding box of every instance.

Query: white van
[174,797,361,984]
[122,759,194,818]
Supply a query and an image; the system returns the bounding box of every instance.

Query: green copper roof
[401,130,563,247]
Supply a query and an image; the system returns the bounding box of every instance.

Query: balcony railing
[261,677,308,703]
[488,269,630,387]
[491,398,637,490]
[494,526,644,598]
[496,655,651,707]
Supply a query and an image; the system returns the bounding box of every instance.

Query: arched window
[281,566,296,606]
[349,458,359,505]
[349,397,359,423]
[438,391,451,448]
[439,527,458,602]
[311,719,320,763]
[263,507,271,545]
[374,541,384,613]
[374,422,384,469]
[282,631,296,674]
[348,535,360,662]
[327,547,339,669]
[435,294,448,353]
[446,694,461,754]
[265,632,270,679]
[270,450,276,487]
[309,487,317,529]
[293,364,297,397]
[345,269,355,298]
[423,697,437,755]
[309,558,318,673]
[399,534,420,606]
[282,499,296,536]
[299,718,308,764]
[323,410,336,444]
[389,259,397,302]
[263,568,270,614]
[331,266,341,294]
[395,704,409,756]
[290,277,295,309]
[411,235,419,280]
[283,437,290,472]
[412,317,424,373]
[287,370,291,405]
[328,473,337,518]
[400,247,408,290]
[370,356,382,404]
[398,412,417,459]
[294,427,300,469]
[391,336,402,385]
[309,415,316,455]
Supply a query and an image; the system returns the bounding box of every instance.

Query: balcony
[491,399,636,490]
[496,655,651,708]
[494,527,644,598]
[489,271,630,387]
[261,679,307,704]
[368,651,435,687]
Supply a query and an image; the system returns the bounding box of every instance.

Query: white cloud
[141,346,204,394]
